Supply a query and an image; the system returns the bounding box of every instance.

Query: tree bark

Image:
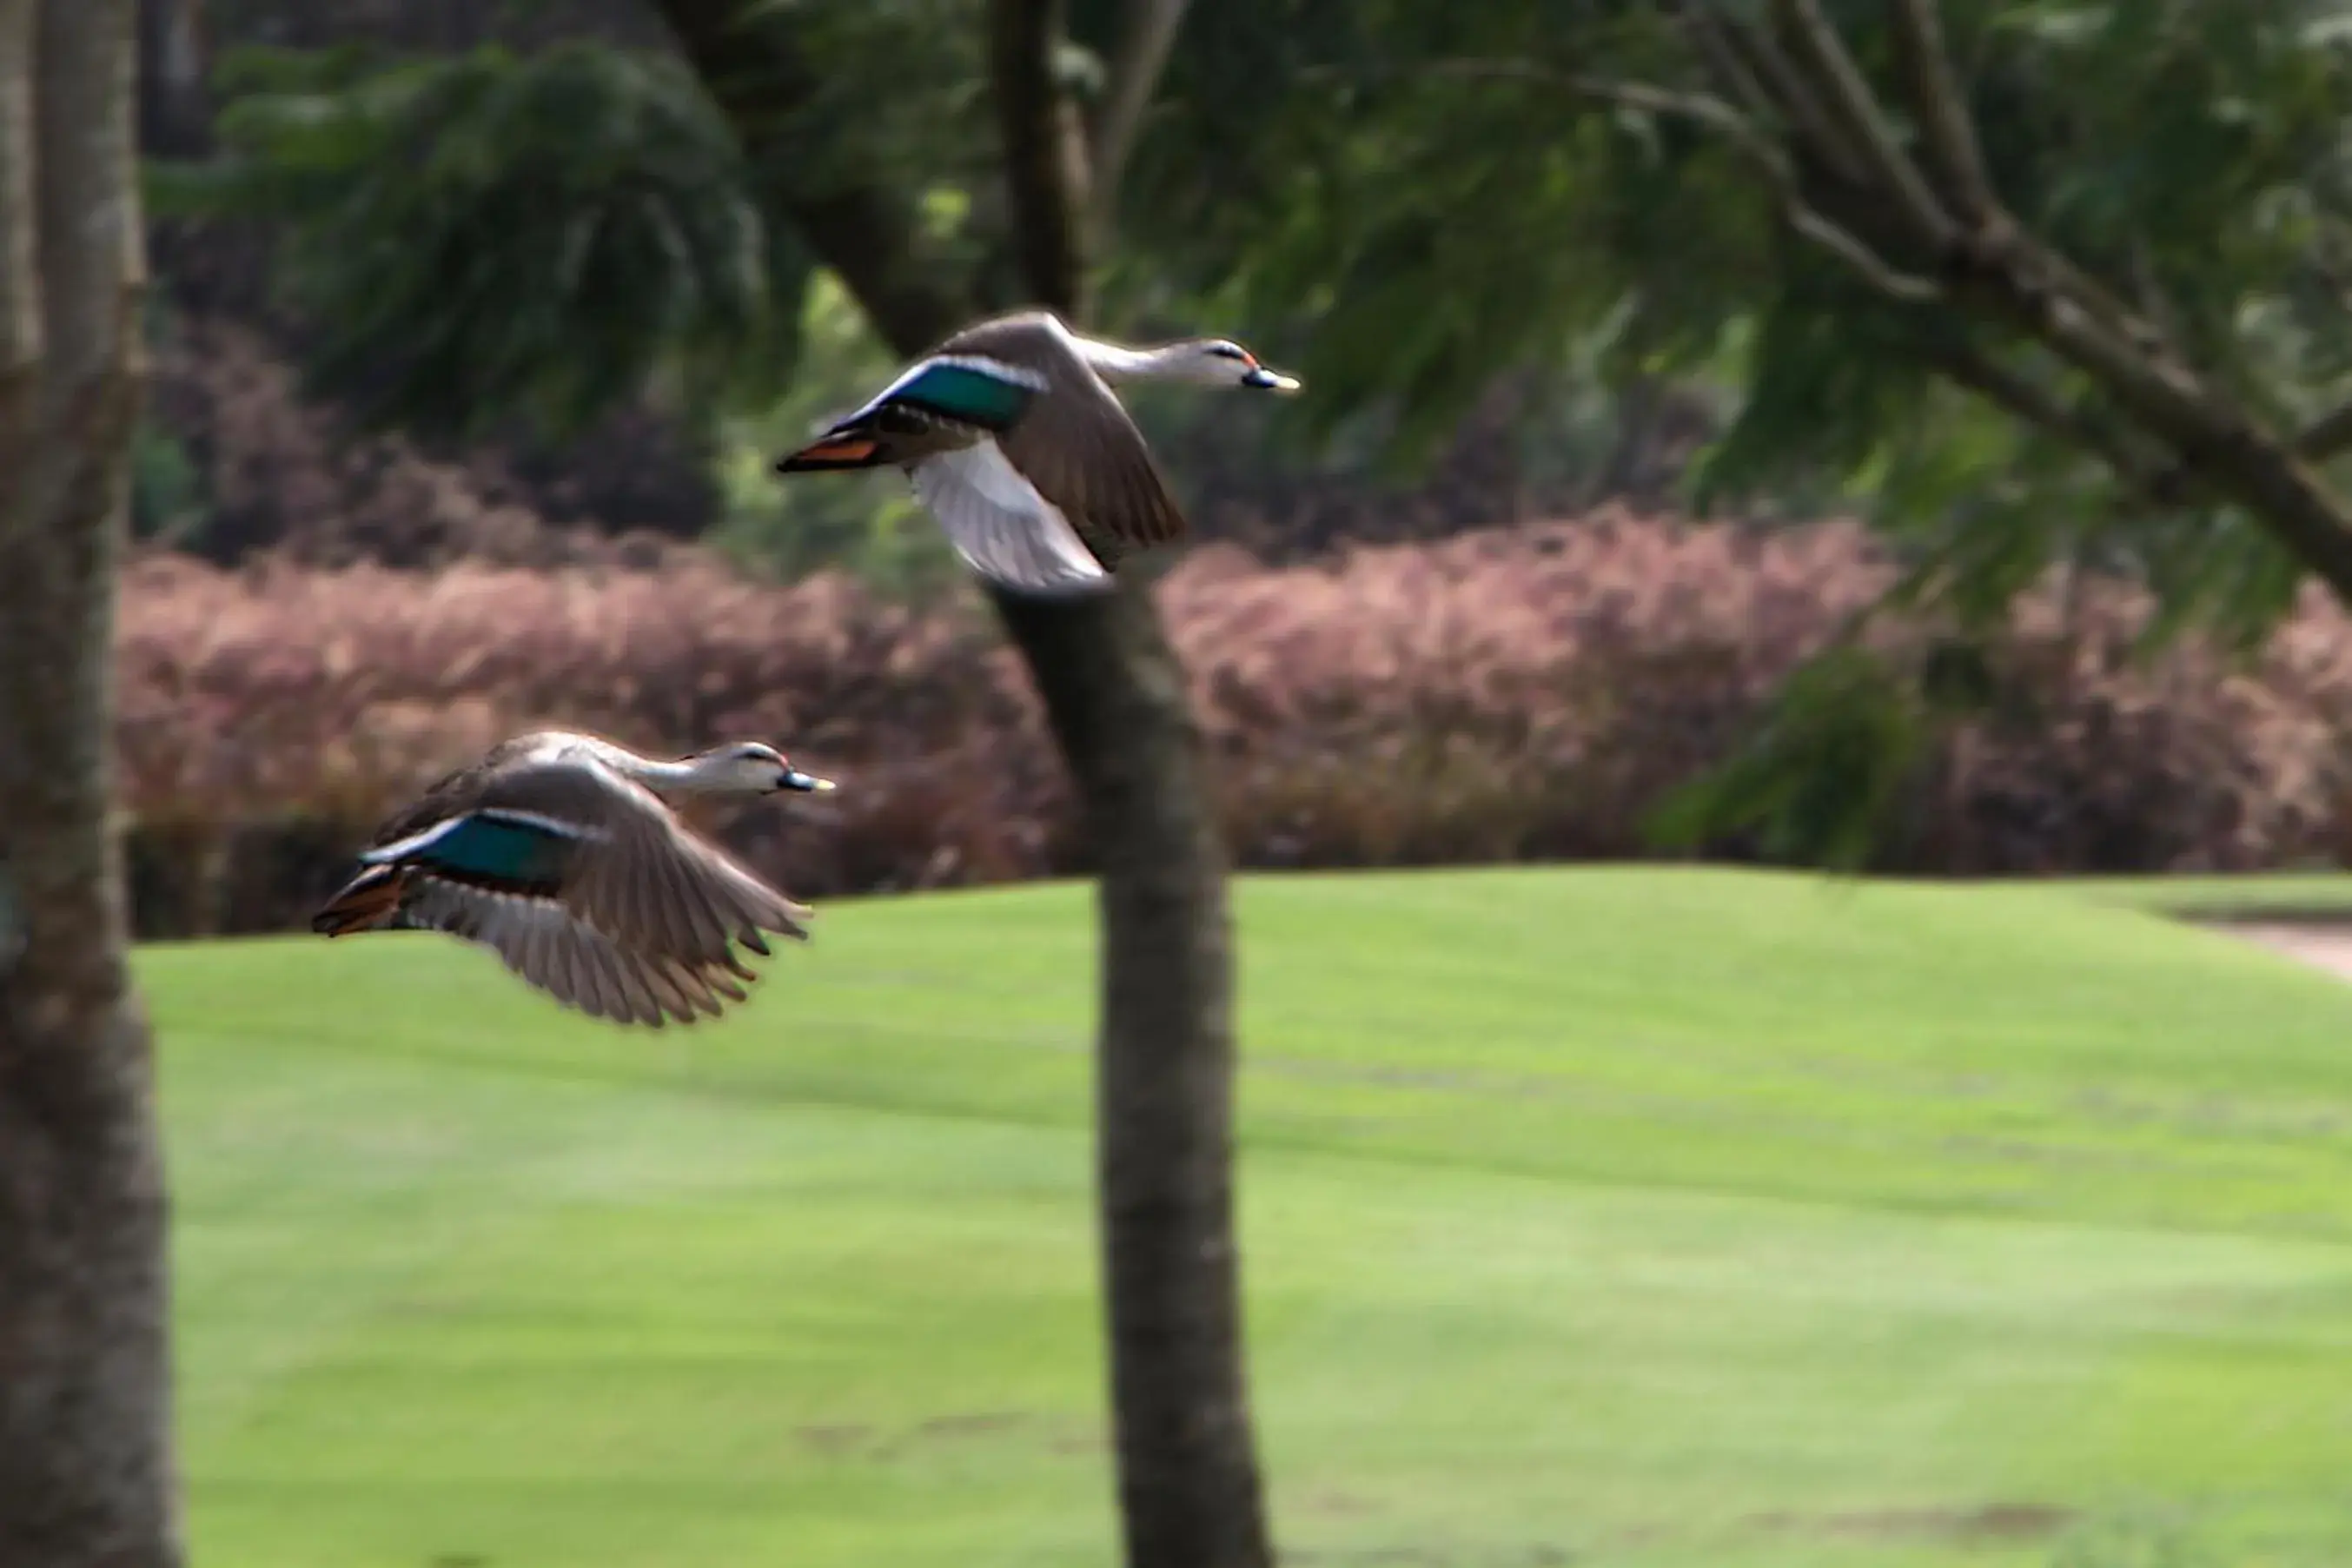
[134,0,207,158]
[1088,0,1189,241]
[650,3,1272,1562]
[0,2,184,1565]
[995,589,1270,1568]
[984,4,1269,1562]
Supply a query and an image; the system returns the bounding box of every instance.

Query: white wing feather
[911,442,1112,596]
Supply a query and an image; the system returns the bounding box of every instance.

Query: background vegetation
[111,0,2352,933]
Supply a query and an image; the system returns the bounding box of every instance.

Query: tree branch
[1441,38,2298,538]
[2299,400,2352,463]
[1673,3,1865,185]
[2131,389,2352,501]
[1088,0,1188,239]
[1653,4,2352,600]
[1884,0,1996,221]
[1915,334,2186,501]
[1390,59,1940,301]
[1768,0,1953,246]
[990,0,1090,314]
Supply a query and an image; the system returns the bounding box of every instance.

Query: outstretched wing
[940,314,1189,552]
[403,879,759,1027]
[910,442,1113,595]
[467,758,812,967]
[365,757,809,967]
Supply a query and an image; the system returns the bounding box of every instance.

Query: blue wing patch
[884,357,1045,432]
[362,809,587,890]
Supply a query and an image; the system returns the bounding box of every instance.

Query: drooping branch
[1916,336,2176,496]
[1677,3,1864,183]
[1661,1,2352,598]
[1088,0,1188,237]
[1768,0,1951,246]
[2132,391,2352,503]
[2299,400,2352,463]
[1748,0,2152,352]
[990,0,1090,313]
[1884,0,1996,222]
[1383,57,1941,301]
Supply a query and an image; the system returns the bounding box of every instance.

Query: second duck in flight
[312,731,829,1028]
[772,310,1301,596]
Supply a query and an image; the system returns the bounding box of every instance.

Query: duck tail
[311,864,409,937]
[774,429,891,473]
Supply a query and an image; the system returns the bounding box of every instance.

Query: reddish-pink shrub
[110,511,2352,936]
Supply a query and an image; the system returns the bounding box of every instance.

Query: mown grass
[152,867,2352,1567]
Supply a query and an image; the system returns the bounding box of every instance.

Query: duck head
[687,742,836,795]
[1176,338,1303,394]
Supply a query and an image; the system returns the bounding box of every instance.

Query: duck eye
[1210,344,1244,360]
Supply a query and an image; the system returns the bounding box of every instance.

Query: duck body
[313,731,833,1028]
[774,310,1300,596]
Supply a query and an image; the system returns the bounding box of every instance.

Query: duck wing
[942,315,1190,556]
[402,880,759,1027]
[362,754,811,971]
[770,348,1108,595]
[909,442,1113,595]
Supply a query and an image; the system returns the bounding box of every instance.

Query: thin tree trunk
[993,586,1271,1568]
[134,0,207,157]
[985,3,1270,1560]
[0,2,183,1564]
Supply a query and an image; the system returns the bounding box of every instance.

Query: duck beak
[780,769,836,793]
[1242,366,1302,394]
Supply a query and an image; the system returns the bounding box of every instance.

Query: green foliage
[1114,0,2352,870]
[153,40,806,439]
[152,5,1019,587]
[1647,645,1928,871]
[1133,0,2352,629]
[130,421,211,549]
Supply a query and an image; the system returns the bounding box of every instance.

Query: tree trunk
[134,0,207,158]
[984,5,1270,1558]
[992,585,1271,1568]
[0,2,184,1565]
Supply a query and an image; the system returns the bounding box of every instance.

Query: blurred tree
[137,0,212,155]
[1145,1,2352,614]
[0,0,185,1564]
[158,3,1274,1563]
[1126,0,2352,860]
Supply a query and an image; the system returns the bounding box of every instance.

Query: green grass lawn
[152,867,2352,1568]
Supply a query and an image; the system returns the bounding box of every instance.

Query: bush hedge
[114,512,2352,937]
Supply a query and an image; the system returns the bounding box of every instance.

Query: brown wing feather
[936,313,1189,553]
[357,734,549,850]
[406,880,757,1027]
[317,738,805,1029]
[465,759,812,971]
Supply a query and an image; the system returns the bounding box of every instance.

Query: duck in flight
[312,731,831,1027]
[772,310,1302,596]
